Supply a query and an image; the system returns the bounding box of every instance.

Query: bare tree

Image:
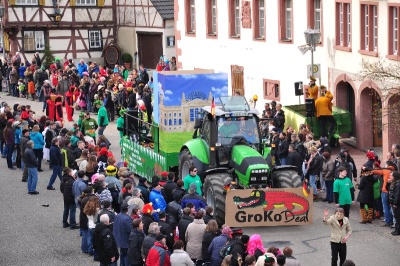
[358,57,400,134]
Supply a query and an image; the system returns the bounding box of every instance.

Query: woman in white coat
[170,240,195,266]
[185,211,207,261]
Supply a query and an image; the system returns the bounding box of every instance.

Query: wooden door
[137,33,163,69]
[372,91,382,147]
[231,65,244,96]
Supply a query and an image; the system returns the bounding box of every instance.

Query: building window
[335,1,351,50]
[253,0,265,39]
[389,6,400,56]
[190,108,200,122]
[88,30,102,49]
[23,31,45,51]
[307,0,323,44]
[185,0,196,34]
[166,36,175,47]
[263,79,280,102]
[361,4,378,53]
[279,0,292,41]
[16,0,38,4]
[206,0,217,36]
[229,0,240,37]
[76,0,96,6]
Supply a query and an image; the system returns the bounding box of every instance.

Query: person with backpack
[230,235,249,266]
[208,225,232,266]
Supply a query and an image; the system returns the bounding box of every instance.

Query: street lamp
[303,28,321,79]
[0,5,6,92]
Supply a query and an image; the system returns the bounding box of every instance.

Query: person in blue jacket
[30,124,45,172]
[149,176,167,221]
[113,203,133,266]
[13,121,22,169]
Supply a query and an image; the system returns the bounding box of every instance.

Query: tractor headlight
[261,176,268,181]
[250,177,257,181]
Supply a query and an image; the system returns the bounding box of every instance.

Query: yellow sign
[225,187,313,227]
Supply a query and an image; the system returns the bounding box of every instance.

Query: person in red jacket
[146,234,171,266]
[65,86,75,121]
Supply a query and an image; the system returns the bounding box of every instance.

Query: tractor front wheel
[179,149,194,180]
[203,173,231,226]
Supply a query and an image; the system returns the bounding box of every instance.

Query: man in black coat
[157,211,174,252]
[163,172,177,204]
[287,144,303,176]
[127,219,145,265]
[136,177,150,203]
[93,214,120,265]
[278,132,289,166]
[60,167,79,229]
[166,193,183,230]
[47,137,62,190]
[177,207,194,244]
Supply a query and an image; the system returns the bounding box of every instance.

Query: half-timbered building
[1,0,174,68]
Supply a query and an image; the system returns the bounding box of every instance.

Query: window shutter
[98,0,105,7]
[39,0,45,6]
[70,0,76,7]
[9,0,16,6]
[3,33,9,52]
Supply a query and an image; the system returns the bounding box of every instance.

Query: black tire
[272,169,302,188]
[203,173,231,226]
[179,149,194,180]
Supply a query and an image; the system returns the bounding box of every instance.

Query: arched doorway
[336,81,355,136]
[360,88,382,148]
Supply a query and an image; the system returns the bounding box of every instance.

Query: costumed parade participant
[315,85,336,138]
[55,95,64,125]
[65,86,75,122]
[306,76,319,100]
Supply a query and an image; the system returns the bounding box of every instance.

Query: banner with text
[225,188,313,227]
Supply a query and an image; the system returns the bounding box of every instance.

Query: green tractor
[179,96,302,225]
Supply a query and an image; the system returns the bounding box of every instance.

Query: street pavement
[0,93,399,265]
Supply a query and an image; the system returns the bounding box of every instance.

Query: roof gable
[151,0,174,20]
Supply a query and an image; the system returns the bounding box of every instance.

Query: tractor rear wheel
[203,173,231,226]
[271,169,302,188]
[179,149,194,180]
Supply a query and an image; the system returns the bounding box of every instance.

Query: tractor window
[201,118,210,142]
[217,116,260,145]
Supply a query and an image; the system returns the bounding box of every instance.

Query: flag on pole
[302,180,310,197]
[211,96,215,116]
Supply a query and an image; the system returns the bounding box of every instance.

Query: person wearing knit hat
[208,225,233,266]
[149,175,166,222]
[256,254,276,266]
[142,203,155,235]
[146,234,170,266]
[160,171,168,186]
[105,165,121,191]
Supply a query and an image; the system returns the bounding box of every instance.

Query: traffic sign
[307,64,321,79]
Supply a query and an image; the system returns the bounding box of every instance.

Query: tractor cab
[192,96,269,188]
